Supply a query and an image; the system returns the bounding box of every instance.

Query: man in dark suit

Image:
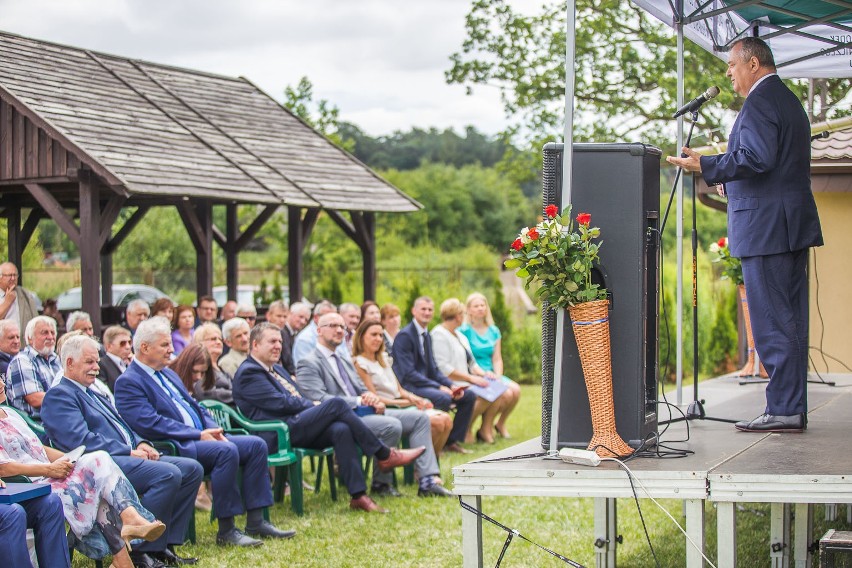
[113,318,295,547]
[392,296,476,452]
[282,302,311,377]
[42,334,203,567]
[232,322,425,513]
[668,37,823,433]
[98,326,132,392]
[0,487,70,568]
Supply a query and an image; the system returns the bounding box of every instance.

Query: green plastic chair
[199,400,337,515]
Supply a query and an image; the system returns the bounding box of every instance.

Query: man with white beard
[7,315,61,419]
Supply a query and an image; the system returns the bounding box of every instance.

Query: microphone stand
[659,109,738,425]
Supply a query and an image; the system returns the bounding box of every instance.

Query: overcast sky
[0,0,542,137]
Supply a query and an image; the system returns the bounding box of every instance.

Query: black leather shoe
[735,413,805,433]
[151,547,198,566]
[130,552,166,568]
[371,482,402,497]
[244,520,296,539]
[418,484,454,497]
[216,528,263,547]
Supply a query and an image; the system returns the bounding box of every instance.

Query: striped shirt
[7,345,61,419]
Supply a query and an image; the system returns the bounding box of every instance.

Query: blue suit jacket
[42,377,141,455]
[113,361,218,459]
[700,75,823,258]
[232,356,314,425]
[392,322,453,391]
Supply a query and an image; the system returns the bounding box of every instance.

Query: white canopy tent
[551,0,852,452]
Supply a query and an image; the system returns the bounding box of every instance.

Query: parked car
[56,284,172,311]
[211,284,290,307]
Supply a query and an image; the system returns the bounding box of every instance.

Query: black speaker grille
[540,146,559,447]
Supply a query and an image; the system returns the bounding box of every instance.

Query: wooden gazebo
[0,31,420,331]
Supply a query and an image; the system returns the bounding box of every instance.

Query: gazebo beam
[5,205,21,281]
[25,183,80,247]
[78,171,102,332]
[177,200,213,301]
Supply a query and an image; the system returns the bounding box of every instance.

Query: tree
[283,77,354,151]
[448,0,850,148]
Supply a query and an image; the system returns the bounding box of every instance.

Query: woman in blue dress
[459,292,521,439]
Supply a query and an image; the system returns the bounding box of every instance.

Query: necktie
[272,370,301,398]
[87,389,134,446]
[154,371,203,430]
[332,353,359,396]
[423,331,434,364]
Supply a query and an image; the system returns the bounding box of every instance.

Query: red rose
[511,239,523,251]
[718,237,727,248]
[576,213,591,225]
[545,204,559,218]
[528,228,540,240]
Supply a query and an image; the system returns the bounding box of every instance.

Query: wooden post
[78,171,102,333]
[225,203,238,303]
[6,205,21,280]
[288,206,304,304]
[361,212,376,302]
[177,200,213,302]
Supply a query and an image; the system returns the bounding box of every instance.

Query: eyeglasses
[241,315,257,321]
[203,336,223,342]
[1,273,18,278]
[118,340,131,347]
[320,324,346,330]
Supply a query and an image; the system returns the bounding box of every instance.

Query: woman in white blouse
[352,319,452,456]
[430,298,512,444]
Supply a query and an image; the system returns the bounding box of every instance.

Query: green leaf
[503,258,523,269]
[516,267,529,278]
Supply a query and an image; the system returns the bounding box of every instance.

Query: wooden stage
[453,373,852,567]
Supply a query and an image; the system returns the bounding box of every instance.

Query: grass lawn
[73,385,851,566]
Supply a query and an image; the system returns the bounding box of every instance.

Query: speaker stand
[660,110,738,426]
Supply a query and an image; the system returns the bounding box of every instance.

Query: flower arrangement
[709,237,743,285]
[504,204,607,309]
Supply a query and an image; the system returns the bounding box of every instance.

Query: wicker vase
[567,299,633,458]
[737,284,768,378]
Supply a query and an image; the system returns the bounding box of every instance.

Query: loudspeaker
[540,142,660,450]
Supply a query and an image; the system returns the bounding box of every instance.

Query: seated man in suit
[392,296,476,454]
[264,300,301,378]
[113,317,295,547]
[232,322,425,513]
[298,313,451,497]
[7,316,61,420]
[0,481,70,568]
[218,318,250,377]
[42,334,203,567]
[98,326,133,392]
[0,318,21,385]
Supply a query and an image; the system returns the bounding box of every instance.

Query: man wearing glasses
[0,262,39,333]
[99,326,134,392]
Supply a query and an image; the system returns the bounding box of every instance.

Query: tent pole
[550,0,577,455]
[675,0,685,405]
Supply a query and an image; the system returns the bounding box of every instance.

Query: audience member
[236,304,258,327]
[42,334,203,567]
[361,301,381,323]
[337,303,361,361]
[49,332,114,405]
[113,318,294,546]
[432,298,514,444]
[99,326,133,393]
[7,316,61,419]
[392,297,476,454]
[352,319,453,492]
[292,300,336,365]
[0,480,70,568]
[171,305,195,356]
[460,292,521,439]
[0,385,165,568]
[219,318,250,377]
[232,322,425,513]
[191,323,234,405]
[220,300,238,323]
[123,299,150,337]
[265,300,288,328]
[151,298,174,322]
[0,318,21,384]
[41,298,65,331]
[196,296,218,327]
[380,303,402,357]
[299,312,439,497]
[0,262,39,332]
[278,302,310,377]
[65,311,94,336]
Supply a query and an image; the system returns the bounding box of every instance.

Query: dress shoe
[418,483,454,497]
[735,413,805,433]
[443,442,472,454]
[129,552,166,568]
[122,520,166,543]
[216,527,263,547]
[371,482,402,497]
[151,546,198,565]
[349,494,389,513]
[245,520,296,539]
[377,446,426,473]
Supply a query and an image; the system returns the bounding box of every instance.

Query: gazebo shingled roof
[0,30,420,331]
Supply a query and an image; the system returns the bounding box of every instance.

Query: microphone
[672,86,720,118]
